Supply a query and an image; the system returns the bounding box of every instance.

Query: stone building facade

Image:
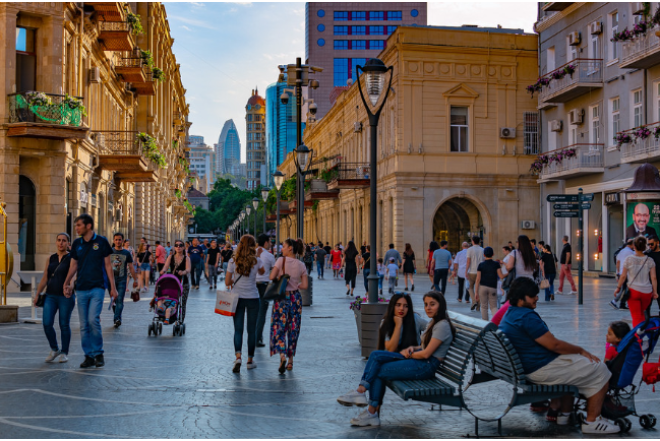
[279,25,541,265]
[0,2,190,289]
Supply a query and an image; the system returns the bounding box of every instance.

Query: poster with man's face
[626,197,660,239]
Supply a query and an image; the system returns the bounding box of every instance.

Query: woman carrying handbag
[614,236,658,326]
[539,245,558,302]
[269,238,309,374]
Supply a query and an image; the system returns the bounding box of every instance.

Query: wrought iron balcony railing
[539,59,603,103]
[7,92,85,126]
[336,162,371,180]
[620,31,660,69]
[539,144,604,180]
[94,130,144,155]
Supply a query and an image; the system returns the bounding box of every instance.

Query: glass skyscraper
[265,80,305,185]
[216,119,241,175]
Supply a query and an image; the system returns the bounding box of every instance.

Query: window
[370,40,385,50]
[317,24,325,32]
[247,123,253,130]
[411,9,419,17]
[247,152,252,160]
[254,115,262,122]
[334,40,348,50]
[568,115,577,145]
[334,11,348,21]
[609,11,619,61]
[633,89,643,127]
[352,58,366,79]
[523,112,539,155]
[351,11,366,21]
[590,32,601,59]
[16,27,36,93]
[387,11,402,20]
[548,121,558,151]
[590,105,600,143]
[370,11,384,20]
[334,25,348,35]
[317,38,325,47]
[352,26,366,35]
[546,47,555,73]
[450,106,469,152]
[247,114,253,122]
[387,26,397,35]
[317,9,325,18]
[370,25,384,35]
[567,36,577,61]
[352,40,366,50]
[247,133,253,141]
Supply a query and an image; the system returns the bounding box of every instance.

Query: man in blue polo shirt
[430,240,453,294]
[499,278,619,435]
[188,238,205,290]
[64,214,116,369]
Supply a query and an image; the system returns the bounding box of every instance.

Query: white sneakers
[337,389,368,407]
[581,416,621,434]
[57,353,68,363]
[350,408,380,427]
[232,359,241,373]
[246,361,257,370]
[45,350,61,363]
[556,412,571,426]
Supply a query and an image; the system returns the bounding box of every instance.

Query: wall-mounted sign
[605,192,620,205]
[626,193,660,239]
[80,188,88,208]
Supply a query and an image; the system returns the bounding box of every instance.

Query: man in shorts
[499,277,619,435]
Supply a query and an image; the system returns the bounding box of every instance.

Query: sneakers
[80,356,96,369]
[411,285,414,292]
[337,389,368,407]
[581,416,620,434]
[556,412,572,426]
[94,354,105,368]
[45,350,61,363]
[114,319,122,328]
[350,408,380,427]
[256,341,266,348]
[232,359,242,373]
[609,300,619,310]
[570,291,578,295]
[57,353,68,363]
[246,361,257,370]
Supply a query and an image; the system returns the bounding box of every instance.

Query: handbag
[215,275,241,316]
[35,294,46,307]
[263,257,290,301]
[539,278,550,289]
[642,357,660,392]
[502,251,517,290]
[130,289,140,302]
[40,253,71,307]
[615,256,649,302]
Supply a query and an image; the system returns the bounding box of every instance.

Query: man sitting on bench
[498,278,619,435]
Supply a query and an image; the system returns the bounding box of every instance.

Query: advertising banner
[626,194,660,239]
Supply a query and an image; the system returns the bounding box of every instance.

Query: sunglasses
[174,244,184,248]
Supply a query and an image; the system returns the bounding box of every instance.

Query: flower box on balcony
[6,92,88,139]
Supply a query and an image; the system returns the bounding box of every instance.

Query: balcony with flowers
[531,59,603,105]
[6,92,89,139]
[97,10,143,52]
[94,131,166,183]
[531,144,604,181]
[616,4,660,69]
[617,122,660,164]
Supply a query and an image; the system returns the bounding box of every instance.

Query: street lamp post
[261,187,270,237]
[252,197,259,236]
[240,210,246,237]
[273,171,285,258]
[293,144,312,241]
[356,58,394,304]
[245,205,252,236]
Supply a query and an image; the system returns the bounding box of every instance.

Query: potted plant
[126,12,143,35]
[563,63,577,78]
[139,49,153,67]
[152,67,165,83]
[615,132,632,147]
[63,93,88,117]
[634,126,652,141]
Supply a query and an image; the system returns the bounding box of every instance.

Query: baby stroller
[148,274,186,337]
[575,315,660,432]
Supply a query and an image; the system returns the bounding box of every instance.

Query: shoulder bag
[615,256,649,302]
[502,251,517,290]
[263,257,290,301]
[39,253,71,307]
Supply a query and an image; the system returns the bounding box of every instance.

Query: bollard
[23,275,41,324]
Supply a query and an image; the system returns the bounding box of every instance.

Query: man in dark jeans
[645,235,660,314]
[187,238,205,289]
[255,234,275,347]
[63,214,117,369]
[110,232,138,328]
[431,240,453,294]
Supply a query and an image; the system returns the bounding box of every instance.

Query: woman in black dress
[342,241,360,296]
[160,240,191,322]
[402,243,416,292]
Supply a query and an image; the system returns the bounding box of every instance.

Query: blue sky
[165,2,537,161]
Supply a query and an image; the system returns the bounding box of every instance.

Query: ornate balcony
[327,162,370,190]
[539,59,603,104]
[114,51,147,83]
[94,131,158,182]
[305,179,339,200]
[6,92,88,139]
[91,2,125,20]
[539,144,604,181]
[132,68,155,95]
[98,20,134,51]
[620,31,660,69]
[619,124,660,163]
[541,2,573,11]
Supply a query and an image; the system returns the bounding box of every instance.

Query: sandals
[286,362,293,371]
[278,358,287,374]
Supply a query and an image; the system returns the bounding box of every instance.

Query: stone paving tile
[0,272,658,438]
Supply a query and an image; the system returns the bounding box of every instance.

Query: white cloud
[181,25,191,31]
[169,15,215,30]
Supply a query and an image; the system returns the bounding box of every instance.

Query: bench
[385,311,579,436]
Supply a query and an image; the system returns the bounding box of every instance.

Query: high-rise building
[305,2,427,118]
[188,136,216,193]
[216,119,241,175]
[245,88,266,190]
[266,79,305,185]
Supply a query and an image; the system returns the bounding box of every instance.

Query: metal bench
[386,311,579,436]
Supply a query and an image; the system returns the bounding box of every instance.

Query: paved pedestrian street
[0,273,658,439]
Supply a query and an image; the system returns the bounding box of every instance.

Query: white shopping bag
[215,289,238,316]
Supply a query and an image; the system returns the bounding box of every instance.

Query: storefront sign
[605,192,620,205]
[625,193,660,239]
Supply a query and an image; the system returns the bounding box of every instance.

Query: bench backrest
[472,328,528,386]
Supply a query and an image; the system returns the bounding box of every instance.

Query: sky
[165,1,538,161]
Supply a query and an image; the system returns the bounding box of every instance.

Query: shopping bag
[215,289,238,316]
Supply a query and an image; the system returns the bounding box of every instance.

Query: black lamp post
[252,197,259,236]
[356,58,393,304]
[260,187,270,237]
[293,144,312,240]
[245,205,252,236]
[239,210,245,237]
[273,171,285,258]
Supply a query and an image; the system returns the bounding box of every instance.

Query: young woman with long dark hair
[426,241,439,284]
[269,238,309,373]
[342,241,360,296]
[377,293,427,352]
[506,235,538,281]
[337,292,455,427]
[614,236,658,326]
[402,243,416,292]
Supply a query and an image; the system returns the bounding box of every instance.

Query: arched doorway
[19,175,36,270]
[432,197,485,254]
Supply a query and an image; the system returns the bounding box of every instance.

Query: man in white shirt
[465,236,484,308]
[255,234,276,347]
[614,238,635,310]
[453,242,470,303]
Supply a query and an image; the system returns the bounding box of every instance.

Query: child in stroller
[148,274,186,337]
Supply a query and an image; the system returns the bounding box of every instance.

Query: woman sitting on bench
[337,292,455,427]
[377,293,427,352]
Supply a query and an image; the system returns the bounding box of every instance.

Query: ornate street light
[273,171,285,257]
[245,205,252,236]
[356,58,393,304]
[252,197,259,235]
[261,187,270,238]
[239,210,246,237]
[293,143,313,241]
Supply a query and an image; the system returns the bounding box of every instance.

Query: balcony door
[18,176,36,271]
[16,27,36,93]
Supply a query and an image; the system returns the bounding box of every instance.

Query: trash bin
[301,275,313,306]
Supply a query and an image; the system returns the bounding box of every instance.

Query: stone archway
[432,197,487,254]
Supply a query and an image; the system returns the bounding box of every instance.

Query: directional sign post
[553,211,580,218]
[577,188,584,306]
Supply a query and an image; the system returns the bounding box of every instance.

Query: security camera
[280,93,289,105]
[309,103,317,115]
[309,79,319,89]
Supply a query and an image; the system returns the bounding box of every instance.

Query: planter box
[300,275,313,306]
[360,302,389,358]
[0,305,18,323]
[354,309,362,345]
[309,179,328,192]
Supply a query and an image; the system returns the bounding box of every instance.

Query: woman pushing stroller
[160,240,191,323]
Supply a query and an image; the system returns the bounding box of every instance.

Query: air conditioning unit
[88,66,100,83]
[500,127,516,139]
[521,220,536,230]
[550,120,563,132]
[590,21,602,35]
[354,122,362,133]
[632,2,645,15]
[569,108,584,125]
[568,31,581,46]
[93,132,105,148]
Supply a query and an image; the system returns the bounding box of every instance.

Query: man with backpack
[613,238,635,310]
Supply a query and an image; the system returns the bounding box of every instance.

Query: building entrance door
[19,175,36,270]
[433,198,485,254]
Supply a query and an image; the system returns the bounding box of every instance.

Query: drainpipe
[78,3,84,96]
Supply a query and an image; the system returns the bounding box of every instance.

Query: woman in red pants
[614,236,659,326]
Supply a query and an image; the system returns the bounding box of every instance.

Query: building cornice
[535,2,587,34]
